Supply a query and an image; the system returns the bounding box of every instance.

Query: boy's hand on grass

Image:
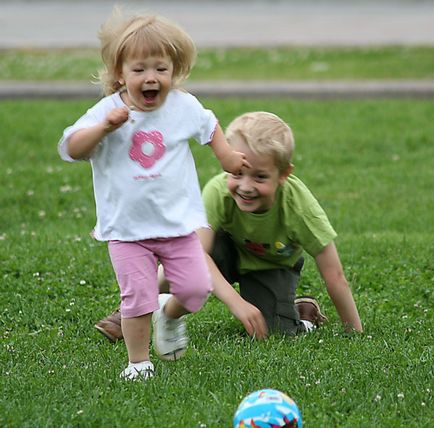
[232,299,268,339]
[103,107,129,133]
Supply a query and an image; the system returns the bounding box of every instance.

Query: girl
[58,7,249,380]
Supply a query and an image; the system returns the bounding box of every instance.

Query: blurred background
[1,0,434,49]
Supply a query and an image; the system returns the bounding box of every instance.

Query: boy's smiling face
[227,137,292,214]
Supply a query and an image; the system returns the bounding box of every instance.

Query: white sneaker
[120,361,154,381]
[152,293,188,361]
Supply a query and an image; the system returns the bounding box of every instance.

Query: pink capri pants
[108,232,212,318]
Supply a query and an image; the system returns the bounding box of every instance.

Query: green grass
[0,98,433,427]
[1,46,433,81]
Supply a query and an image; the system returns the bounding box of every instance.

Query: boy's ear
[279,163,294,185]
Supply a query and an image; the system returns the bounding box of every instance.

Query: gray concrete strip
[0,81,102,100]
[1,80,434,100]
[1,1,434,48]
[188,80,434,99]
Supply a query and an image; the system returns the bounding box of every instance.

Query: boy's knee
[240,265,305,335]
[273,301,304,335]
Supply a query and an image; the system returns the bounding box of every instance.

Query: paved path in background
[1,80,433,100]
[1,0,434,48]
[1,1,433,99]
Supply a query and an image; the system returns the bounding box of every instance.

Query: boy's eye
[157,67,168,72]
[256,174,269,181]
[231,172,242,179]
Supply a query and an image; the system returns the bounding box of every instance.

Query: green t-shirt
[202,172,337,274]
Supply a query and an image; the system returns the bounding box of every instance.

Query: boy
[96,111,362,341]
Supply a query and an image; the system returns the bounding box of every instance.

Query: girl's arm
[209,124,251,173]
[196,227,268,339]
[315,241,363,332]
[67,107,129,160]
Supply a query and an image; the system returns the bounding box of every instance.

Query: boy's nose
[238,177,254,192]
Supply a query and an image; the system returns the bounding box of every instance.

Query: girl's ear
[116,70,125,86]
[279,163,294,185]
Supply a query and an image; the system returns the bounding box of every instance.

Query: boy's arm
[196,227,268,339]
[209,124,251,174]
[315,242,363,332]
[67,107,129,160]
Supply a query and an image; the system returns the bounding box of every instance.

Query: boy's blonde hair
[97,7,196,95]
[225,112,295,173]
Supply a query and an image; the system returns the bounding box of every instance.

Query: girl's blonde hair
[225,112,295,173]
[97,7,196,95]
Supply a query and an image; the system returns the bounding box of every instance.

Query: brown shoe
[95,309,123,342]
[295,296,328,327]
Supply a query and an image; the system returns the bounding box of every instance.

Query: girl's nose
[144,71,157,83]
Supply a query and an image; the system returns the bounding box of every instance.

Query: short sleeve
[57,97,113,162]
[279,176,337,257]
[294,202,337,257]
[186,94,218,146]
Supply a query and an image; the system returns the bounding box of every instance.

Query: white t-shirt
[58,90,218,241]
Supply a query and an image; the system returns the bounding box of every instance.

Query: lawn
[0,97,433,427]
[1,46,434,81]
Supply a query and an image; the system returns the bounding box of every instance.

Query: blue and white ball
[233,388,302,428]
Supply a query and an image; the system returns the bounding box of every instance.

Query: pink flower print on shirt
[129,130,166,169]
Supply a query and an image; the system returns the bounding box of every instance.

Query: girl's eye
[256,175,268,182]
[157,67,168,72]
[133,69,144,73]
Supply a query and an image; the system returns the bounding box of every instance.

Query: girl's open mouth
[142,90,159,103]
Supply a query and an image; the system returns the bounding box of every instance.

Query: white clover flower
[60,185,72,193]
